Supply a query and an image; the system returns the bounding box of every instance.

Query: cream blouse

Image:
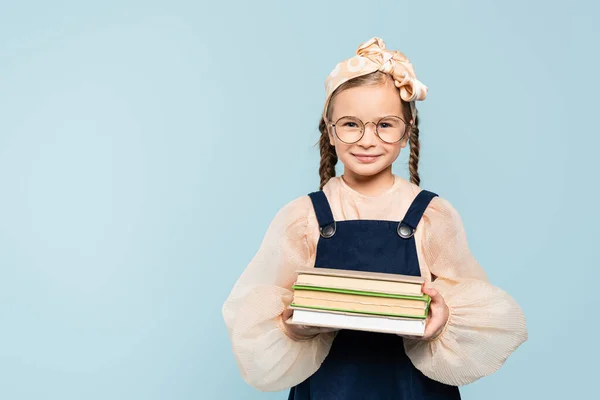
[222,175,528,392]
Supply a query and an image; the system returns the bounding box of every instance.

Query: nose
[357,121,377,147]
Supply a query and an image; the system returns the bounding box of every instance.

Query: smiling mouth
[352,154,381,163]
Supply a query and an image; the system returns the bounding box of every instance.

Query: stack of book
[288,267,430,336]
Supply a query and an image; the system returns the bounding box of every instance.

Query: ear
[400,131,410,148]
[400,137,409,148]
[327,124,335,146]
[401,120,414,148]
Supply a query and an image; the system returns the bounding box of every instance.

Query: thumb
[421,285,439,298]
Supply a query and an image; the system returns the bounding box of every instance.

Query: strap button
[397,223,414,239]
[320,222,336,238]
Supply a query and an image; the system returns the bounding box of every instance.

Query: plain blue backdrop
[1,1,598,399]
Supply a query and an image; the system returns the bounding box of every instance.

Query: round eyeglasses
[329,115,411,144]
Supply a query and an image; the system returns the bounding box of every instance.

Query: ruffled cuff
[225,287,336,391]
[403,279,528,386]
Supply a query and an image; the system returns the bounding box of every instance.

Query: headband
[323,37,428,121]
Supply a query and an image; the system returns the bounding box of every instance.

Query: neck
[341,168,395,197]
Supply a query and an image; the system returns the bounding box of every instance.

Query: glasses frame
[328,115,412,144]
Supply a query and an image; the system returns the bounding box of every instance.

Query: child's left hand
[420,284,449,340]
[400,283,449,341]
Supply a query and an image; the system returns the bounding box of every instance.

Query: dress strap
[397,190,438,239]
[308,191,336,238]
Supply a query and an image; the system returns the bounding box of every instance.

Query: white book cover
[289,308,426,336]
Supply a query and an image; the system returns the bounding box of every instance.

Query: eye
[343,121,359,128]
[379,117,404,129]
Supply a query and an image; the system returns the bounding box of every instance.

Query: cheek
[384,143,403,158]
[333,140,352,155]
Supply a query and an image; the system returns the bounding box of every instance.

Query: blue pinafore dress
[288,189,461,400]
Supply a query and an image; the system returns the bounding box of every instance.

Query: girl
[222,37,527,399]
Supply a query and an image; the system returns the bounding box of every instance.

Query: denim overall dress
[288,189,461,400]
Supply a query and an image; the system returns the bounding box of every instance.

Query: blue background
[1,1,597,399]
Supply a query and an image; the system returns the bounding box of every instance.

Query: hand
[421,284,449,340]
[400,284,449,341]
[282,308,339,339]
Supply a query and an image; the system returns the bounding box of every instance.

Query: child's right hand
[282,309,339,339]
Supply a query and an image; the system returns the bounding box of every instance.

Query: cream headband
[323,37,428,122]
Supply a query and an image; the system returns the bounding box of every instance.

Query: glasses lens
[377,116,407,143]
[334,116,363,143]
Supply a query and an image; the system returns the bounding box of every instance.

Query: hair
[317,71,421,190]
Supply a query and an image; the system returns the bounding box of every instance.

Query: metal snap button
[397,223,414,239]
[320,222,336,238]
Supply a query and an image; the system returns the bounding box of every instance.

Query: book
[289,268,430,335]
[294,267,424,296]
[291,291,427,318]
[288,308,427,336]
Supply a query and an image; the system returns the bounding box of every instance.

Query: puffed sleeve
[404,196,528,386]
[221,196,335,392]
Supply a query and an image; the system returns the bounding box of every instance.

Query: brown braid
[408,113,421,186]
[318,118,337,190]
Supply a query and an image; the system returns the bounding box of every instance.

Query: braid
[408,114,421,186]
[318,118,337,190]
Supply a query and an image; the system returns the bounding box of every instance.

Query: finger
[423,321,441,339]
[282,308,293,321]
[424,288,445,310]
[317,327,339,334]
[424,307,447,338]
[422,285,440,300]
[285,319,337,335]
[399,334,420,340]
[425,313,442,332]
[304,326,338,335]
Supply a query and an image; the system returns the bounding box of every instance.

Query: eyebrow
[334,113,403,120]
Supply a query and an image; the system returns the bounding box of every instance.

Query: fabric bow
[323,37,428,119]
[356,37,428,103]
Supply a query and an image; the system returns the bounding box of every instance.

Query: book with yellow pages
[293,267,426,296]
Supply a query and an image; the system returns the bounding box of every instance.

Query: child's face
[328,79,409,179]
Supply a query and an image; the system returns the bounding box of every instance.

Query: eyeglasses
[328,115,411,144]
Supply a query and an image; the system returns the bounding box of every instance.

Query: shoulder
[395,177,458,217]
[388,174,462,230]
[417,191,466,240]
[269,194,315,234]
[427,195,462,223]
[277,194,314,217]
